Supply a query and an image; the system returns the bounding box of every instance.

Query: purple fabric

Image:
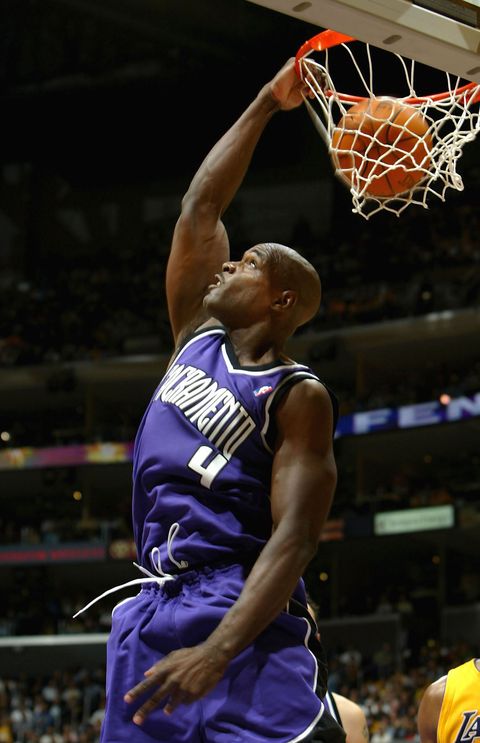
[101,564,323,743]
[100,326,334,741]
[132,327,319,575]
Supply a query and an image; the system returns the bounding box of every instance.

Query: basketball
[331,98,432,198]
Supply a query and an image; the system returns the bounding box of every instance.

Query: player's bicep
[270,380,337,543]
[166,203,229,343]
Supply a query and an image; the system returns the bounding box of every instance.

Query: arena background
[0,1,479,741]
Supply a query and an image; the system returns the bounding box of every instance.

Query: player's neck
[227,325,286,367]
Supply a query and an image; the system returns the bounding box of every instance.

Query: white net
[299,40,480,219]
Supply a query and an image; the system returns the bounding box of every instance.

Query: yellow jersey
[438,659,480,743]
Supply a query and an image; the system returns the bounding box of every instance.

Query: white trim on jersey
[287,618,324,742]
[168,328,226,370]
[164,327,323,458]
[302,616,320,695]
[324,690,341,724]
[221,342,310,376]
[288,704,325,743]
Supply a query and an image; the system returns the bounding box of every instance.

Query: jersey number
[188,446,228,488]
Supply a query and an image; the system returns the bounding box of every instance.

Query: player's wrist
[258,83,282,114]
[202,637,236,665]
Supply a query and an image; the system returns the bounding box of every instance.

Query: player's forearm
[204,522,317,661]
[183,84,279,218]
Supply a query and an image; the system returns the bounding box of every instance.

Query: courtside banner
[374,505,455,535]
[335,392,480,438]
[0,542,107,565]
[0,441,134,470]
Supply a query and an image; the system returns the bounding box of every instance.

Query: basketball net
[296,31,480,219]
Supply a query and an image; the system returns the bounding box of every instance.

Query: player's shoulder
[418,675,447,726]
[276,375,338,425]
[281,374,334,403]
[421,674,448,703]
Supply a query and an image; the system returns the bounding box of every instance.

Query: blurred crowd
[0,668,105,743]
[0,182,479,369]
[333,451,480,516]
[0,639,477,742]
[335,359,480,418]
[0,575,115,639]
[305,189,480,332]
[325,639,477,743]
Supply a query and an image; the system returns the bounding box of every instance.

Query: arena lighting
[0,431,11,442]
[439,393,452,405]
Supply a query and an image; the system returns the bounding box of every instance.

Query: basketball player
[417,658,480,743]
[79,57,341,742]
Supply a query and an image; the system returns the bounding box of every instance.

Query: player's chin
[203,292,215,310]
[203,292,222,317]
[204,280,226,300]
[203,293,232,324]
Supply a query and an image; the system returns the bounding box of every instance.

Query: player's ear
[272,290,297,312]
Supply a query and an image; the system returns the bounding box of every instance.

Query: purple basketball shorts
[100,563,332,743]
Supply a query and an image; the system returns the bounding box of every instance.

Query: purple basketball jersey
[97,325,343,742]
[132,326,328,575]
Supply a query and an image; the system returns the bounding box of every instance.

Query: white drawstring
[147,522,189,577]
[73,522,189,619]
[167,522,189,570]
[72,574,171,619]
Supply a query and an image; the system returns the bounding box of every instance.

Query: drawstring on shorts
[73,522,189,619]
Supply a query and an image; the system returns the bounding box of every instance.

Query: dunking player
[91,58,341,742]
[417,658,480,743]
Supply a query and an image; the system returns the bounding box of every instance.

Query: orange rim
[296,30,480,106]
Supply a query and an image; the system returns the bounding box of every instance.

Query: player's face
[203,246,277,326]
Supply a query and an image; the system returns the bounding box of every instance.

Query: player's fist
[269,58,312,110]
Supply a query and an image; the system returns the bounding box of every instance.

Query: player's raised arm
[165,58,310,345]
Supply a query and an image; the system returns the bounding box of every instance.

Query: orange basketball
[331,97,432,198]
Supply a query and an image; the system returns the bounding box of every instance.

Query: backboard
[246,0,480,82]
